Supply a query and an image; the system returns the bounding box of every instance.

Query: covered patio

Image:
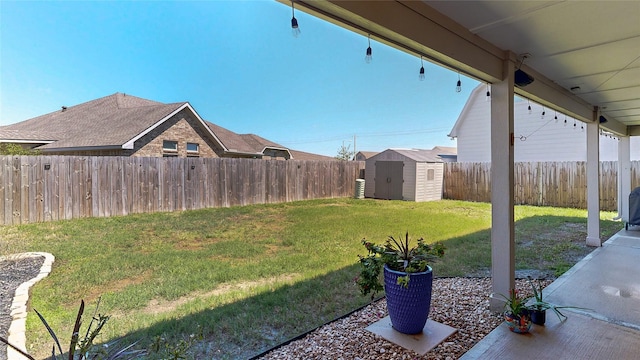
[281,0,640,357]
[284,0,639,308]
[462,227,640,359]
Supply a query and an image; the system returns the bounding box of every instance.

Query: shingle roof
[0,93,332,160]
[204,122,295,156]
[355,151,379,160]
[205,122,263,154]
[0,129,60,142]
[379,148,444,162]
[432,146,457,155]
[289,149,337,161]
[0,93,185,149]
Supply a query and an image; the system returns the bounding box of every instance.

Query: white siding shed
[364,149,444,202]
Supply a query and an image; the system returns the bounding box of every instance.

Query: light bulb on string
[290,1,300,37]
[365,34,372,63]
[581,122,585,132]
[485,83,491,102]
[564,116,568,127]
[455,73,462,93]
[541,107,546,119]
[419,56,425,81]
[527,100,532,114]
[554,111,558,123]
[573,119,577,130]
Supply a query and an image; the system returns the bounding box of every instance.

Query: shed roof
[371,148,444,163]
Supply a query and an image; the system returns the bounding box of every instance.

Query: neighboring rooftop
[0,93,335,160]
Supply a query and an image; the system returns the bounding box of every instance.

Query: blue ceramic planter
[383,264,433,334]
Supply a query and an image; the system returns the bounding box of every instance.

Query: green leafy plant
[498,289,531,317]
[356,232,445,299]
[526,276,588,321]
[0,143,41,155]
[0,298,145,360]
[148,326,203,360]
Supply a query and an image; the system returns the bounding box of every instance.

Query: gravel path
[0,256,45,360]
[258,278,550,360]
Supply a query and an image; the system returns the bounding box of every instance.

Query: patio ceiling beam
[294,0,503,81]
[283,0,629,134]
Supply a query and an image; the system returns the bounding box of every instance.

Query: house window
[187,143,199,157]
[427,169,435,181]
[163,154,178,157]
[163,140,178,152]
[187,143,199,153]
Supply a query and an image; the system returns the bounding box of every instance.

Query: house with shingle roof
[0,93,333,160]
[354,151,379,161]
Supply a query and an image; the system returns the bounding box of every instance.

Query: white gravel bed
[258,277,550,360]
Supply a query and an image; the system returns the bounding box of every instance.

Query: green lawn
[0,199,621,359]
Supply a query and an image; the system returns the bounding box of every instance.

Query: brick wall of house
[132,109,224,158]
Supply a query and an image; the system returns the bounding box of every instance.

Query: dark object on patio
[626,187,640,230]
[530,309,546,325]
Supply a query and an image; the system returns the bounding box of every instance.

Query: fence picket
[5,156,638,225]
[443,161,640,211]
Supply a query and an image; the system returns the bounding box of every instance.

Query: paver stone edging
[2,252,55,360]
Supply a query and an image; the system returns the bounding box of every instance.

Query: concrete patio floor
[461,227,640,359]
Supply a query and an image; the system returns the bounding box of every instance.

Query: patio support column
[618,136,631,222]
[489,57,515,311]
[586,111,601,246]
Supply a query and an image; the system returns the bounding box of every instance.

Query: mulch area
[0,255,45,360]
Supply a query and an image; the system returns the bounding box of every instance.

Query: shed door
[374,161,403,200]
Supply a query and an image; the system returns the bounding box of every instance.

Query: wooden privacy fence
[444,161,640,211]
[0,156,365,226]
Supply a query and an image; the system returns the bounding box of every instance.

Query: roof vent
[61,106,67,112]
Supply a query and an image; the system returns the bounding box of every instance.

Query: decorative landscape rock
[258,278,550,359]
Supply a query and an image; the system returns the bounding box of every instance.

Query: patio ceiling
[285,1,640,136]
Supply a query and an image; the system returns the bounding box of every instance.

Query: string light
[456,73,462,93]
[527,99,532,114]
[541,107,546,119]
[364,34,372,63]
[573,119,577,130]
[485,83,491,101]
[564,116,568,127]
[290,1,300,37]
[419,56,425,81]
[554,111,558,122]
[581,122,584,132]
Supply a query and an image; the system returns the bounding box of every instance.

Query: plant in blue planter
[357,232,445,334]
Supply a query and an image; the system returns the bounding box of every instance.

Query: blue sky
[0,0,479,156]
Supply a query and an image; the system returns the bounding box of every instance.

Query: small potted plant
[527,276,548,325]
[356,232,445,334]
[499,289,533,334]
[526,276,587,325]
